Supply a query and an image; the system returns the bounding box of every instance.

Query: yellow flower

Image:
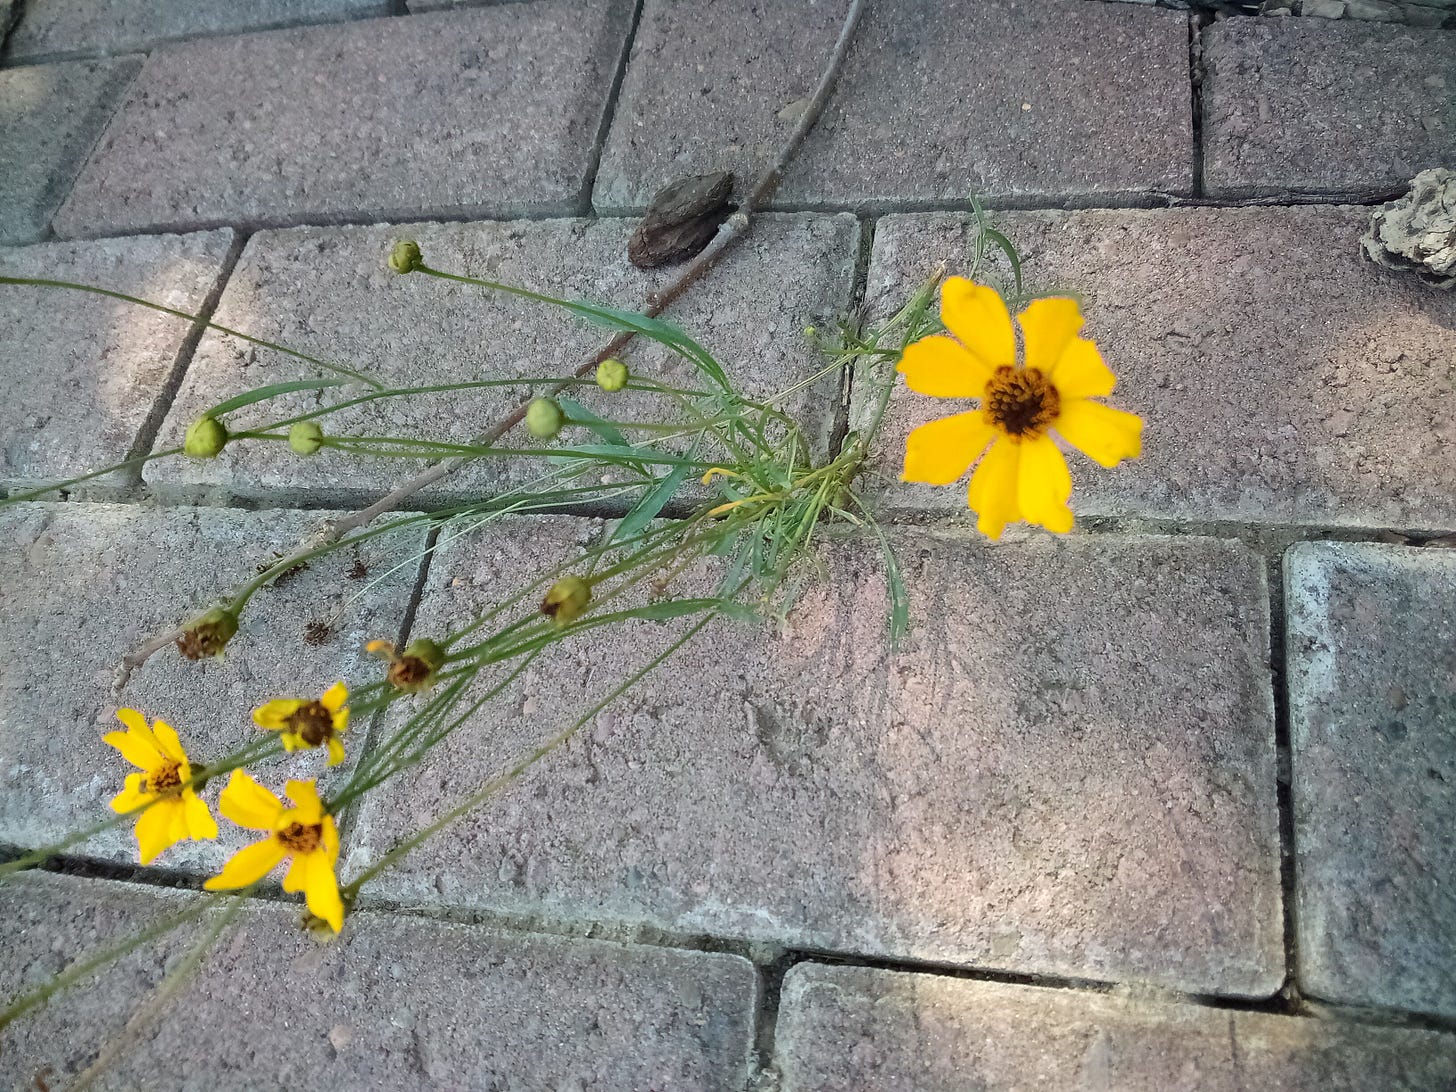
[252,682,349,766]
[104,710,218,864]
[898,277,1143,539]
[204,771,344,932]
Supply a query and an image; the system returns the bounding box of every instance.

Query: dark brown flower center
[984,366,1060,438]
[277,821,323,854]
[145,762,183,795]
[387,655,432,690]
[287,701,334,747]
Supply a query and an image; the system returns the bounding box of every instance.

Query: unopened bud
[388,240,423,274]
[183,416,228,459]
[541,575,591,625]
[596,357,629,393]
[526,397,564,440]
[177,606,239,661]
[288,421,324,456]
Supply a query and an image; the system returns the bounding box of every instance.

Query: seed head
[177,606,239,661]
[541,575,591,625]
[288,421,325,456]
[526,397,565,441]
[596,357,629,393]
[183,416,228,459]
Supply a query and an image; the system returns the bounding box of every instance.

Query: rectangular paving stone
[347,517,1282,996]
[1202,18,1456,197]
[594,0,1193,212]
[53,2,632,238]
[0,502,421,874]
[1285,541,1456,1017]
[2,0,389,64]
[0,870,757,1090]
[776,964,1456,1091]
[854,207,1456,528]
[0,230,235,496]
[0,57,141,245]
[144,214,857,508]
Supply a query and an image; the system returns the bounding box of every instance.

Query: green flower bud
[288,421,325,456]
[176,606,239,661]
[388,240,423,274]
[183,416,228,459]
[389,638,446,693]
[596,357,629,393]
[541,575,591,625]
[526,397,564,440]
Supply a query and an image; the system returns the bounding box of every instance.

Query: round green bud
[388,240,423,274]
[288,421,325,456]
[596,357,629,393]
[525,397,565,440]
[183,416,228,459]
[541,575,591,625]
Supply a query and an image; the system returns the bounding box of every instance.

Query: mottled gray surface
[1285,542,1456,1017]
[3,0,388,62]
[0,871,758,1091]
[0,503,419,871]
[776,964,1456,1091]
[1202,18,1456,197]
[0,57,140,244]
[145,214,857,507]
[348,517,1282,995]
[0,230,235,494]
[854,207,1456,528]
[53,2,632,237]
[595,0,1193,212]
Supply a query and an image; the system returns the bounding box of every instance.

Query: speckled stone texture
[52,2,632,237]
[0,871,758,1091]
[0,503,420,872]
[2,0,389,63]
[775,964,1456,1091]
[348,517,1281,995]
[1285,542,1456,1017]
[0,57,141,244]
[1202,18,1456,197]
[0,230,235,495]
[594,0,1193,212]
[144,214,858,507]
[853,207,1456,528]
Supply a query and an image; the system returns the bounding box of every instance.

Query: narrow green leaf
[982,228,1024,299]
[203,378,347,417]
[612,463,691,545]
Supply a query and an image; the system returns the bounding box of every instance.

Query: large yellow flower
[899,277,1143,538]
[204,771,344,932]
[104,709,217,864]
[253,681,349,766]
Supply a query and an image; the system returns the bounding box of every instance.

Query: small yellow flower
[104,710,217,864]
[204,771,344,932]
[252,682,349,766]
[898,277,1143,539]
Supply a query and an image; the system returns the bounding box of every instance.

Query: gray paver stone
[53,2,632,237]
[853,207,1456,528]
[0,57,141,245]
[3,0,390,63]
[0,870,758,1090]
[0,230,235,495]
[0,502,421,873]
[144,214,857,508]
[347,516,1282,995]
[1202,18,1456,197]
[1286,541,1456,1016]
[596,0,1193,212]
[776,964,1456,1091]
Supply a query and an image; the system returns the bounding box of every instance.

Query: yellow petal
[332,708,349,735]
[940,277,1015,371]
[182,790,218,841]
[253,698,303,730]
[149,719,189,764]
[115,708,150,735]
[897,335,993,399]
[322,815,340,866]
[966,438,1021,540]
[135,799,184,864]
[901,410,995,486]
[1055,399,1143,468]
[204,836,288,890]
[1049,338,1115,401]
[1018,297,1084,375]
[285,779,325,823]
[1017,435,1074,534]
[320,681,348,713]
[326,737,346,767]
[218,769,283,831]
[281,850,313,895]
[110,773,152,814]
[303,851,344,932]
[102,728,164,771]
[281,733,299,753]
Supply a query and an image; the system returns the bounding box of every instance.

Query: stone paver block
[0,502,421,872]
[854,207,1456,528]
[0,870,757,1090]
[0,230,235,495]
[595,0,1193,212]
[145,214,857,507]
[776,964,1456,1091]
[348,517,1281,995]
[1286,542,1456,1016]
[0,57,141,245]
[53,2,632,237]
[1202,18,1456,197]
[3,0,389,63]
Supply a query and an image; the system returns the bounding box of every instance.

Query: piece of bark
[628,172,736,269]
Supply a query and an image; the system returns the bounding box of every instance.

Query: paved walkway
[1,1,1454,1088]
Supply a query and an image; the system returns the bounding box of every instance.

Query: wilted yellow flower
[204,772,343,932]
[899,277,1142,539]
[366,638,445,693]
[253,682,349,766]
[104,710,217,864]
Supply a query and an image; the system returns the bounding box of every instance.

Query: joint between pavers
[1189,10,1208,199]
[1266,548,1302,1005]
[824,214,876,464]
[747,951,799,1090]
[575,0,646,219]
